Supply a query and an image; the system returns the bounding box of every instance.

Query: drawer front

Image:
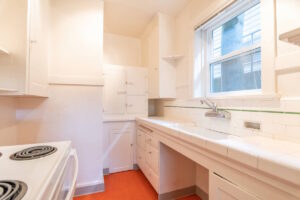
[138,124,154,136]
[137,147,146,173]
[137,129,146,149]
[148,168,159,192]
[146,145,159,175]
[210,173,259,200]
[145,134,159,149]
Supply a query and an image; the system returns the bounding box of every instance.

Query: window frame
[198,0,262,98]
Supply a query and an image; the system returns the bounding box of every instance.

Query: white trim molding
[48,75,104,86]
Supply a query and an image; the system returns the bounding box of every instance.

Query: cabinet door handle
[148,151,152,154]
[117,91,126,95]
[126,81,134,85]
[147,139,152,142]
[30,40,37,44]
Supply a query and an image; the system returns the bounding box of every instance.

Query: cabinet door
[126,95,147,114]
[210,173,259,200]
[126,67,148,95]
[103,66,126,114]
[148,21,159,99]
[109,128,133,173]
[27,0,49,96]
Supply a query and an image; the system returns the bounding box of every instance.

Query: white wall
[0,97,17,146]
[13,0,106,189]
[48,0,104,83]
[104,33,142,67]
[16,86,104,187]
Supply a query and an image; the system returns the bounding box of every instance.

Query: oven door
[53,149,79,200]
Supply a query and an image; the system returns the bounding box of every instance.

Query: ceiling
[103,0,191,37]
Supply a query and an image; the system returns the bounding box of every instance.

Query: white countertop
[137,117,300,186]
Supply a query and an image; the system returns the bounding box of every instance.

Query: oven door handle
[65,149,79,200]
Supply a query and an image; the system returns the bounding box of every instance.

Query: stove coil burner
[0,180,27,200]
[10,146,57,161]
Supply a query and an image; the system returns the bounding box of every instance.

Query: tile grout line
[164,106,300,115]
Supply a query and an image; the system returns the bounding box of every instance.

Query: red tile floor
[74,170,201,200]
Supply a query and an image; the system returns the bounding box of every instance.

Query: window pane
[210,49,261,93]
[212,3,261,58]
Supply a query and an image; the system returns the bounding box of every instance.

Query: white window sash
[208,44,261,64]
[202,1,261,97]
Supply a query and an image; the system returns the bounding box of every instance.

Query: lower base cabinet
[136,124,159,192]
[104,122,135,174]
[210,173,259,200]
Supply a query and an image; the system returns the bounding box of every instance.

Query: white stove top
[0,141,72,200]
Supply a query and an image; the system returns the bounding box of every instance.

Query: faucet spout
[200,99,217,112]
[200,98,230,119]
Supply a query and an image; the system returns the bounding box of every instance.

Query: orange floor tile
[74,170,201,200]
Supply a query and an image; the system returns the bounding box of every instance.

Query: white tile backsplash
[164,101,300,144]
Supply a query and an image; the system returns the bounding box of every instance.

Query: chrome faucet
[200,99,218,112]
[200,98,231,119]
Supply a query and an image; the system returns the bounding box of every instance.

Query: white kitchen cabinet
[109,128,134,173]
[142,13,176,99]
[103,64,148,119]
[0,0,49,97]
[126,67,148,95]
[136,124,160,192]
[275,0,300,72]
[210,173,259,200]
[104,122,136,174]
[126,96,147,114]
[103,66,126,114]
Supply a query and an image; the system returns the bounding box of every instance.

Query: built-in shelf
[162,55,184,61]
[0,48,10,56]
[0,88,17,93]
[275,65,300,74]
[279,27,300,46]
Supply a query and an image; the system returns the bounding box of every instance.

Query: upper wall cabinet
[142,13,176,99]
[0,0,49,97]
[275,0,300,73]
[103,64,148,121]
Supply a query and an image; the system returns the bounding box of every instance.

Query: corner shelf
[162,55,184,61]
[279,27,300,46]
[0,48,10,56]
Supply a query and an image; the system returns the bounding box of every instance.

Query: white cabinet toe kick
[136,119,300,200]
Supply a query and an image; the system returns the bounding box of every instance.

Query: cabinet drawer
[210,173,259,200]
[137,149,146,174]
[137,130,146,149]
[146,145,159,175]
[148,168,159,192]
[145,134,159,149]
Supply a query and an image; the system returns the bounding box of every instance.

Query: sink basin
[176,125,233,141]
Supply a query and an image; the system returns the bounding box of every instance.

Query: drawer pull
[139,125,153,133]
[147,139,152,142]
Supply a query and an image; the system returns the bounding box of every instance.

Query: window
[194,0,261,97]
